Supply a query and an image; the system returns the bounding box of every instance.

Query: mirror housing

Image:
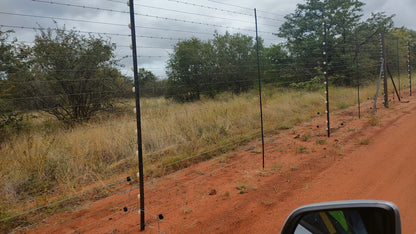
[281,200,401,234]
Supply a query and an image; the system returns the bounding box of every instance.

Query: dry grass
[0,79,409,223]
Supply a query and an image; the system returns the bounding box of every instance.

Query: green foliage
[279,0,364,83]
[0,29,24,141]
[163,6,409,102]
[7,26,130,124]
[289,72,325,90]
[300,132,311,142]
[277,0,397,86]
[263,44,290,84]
[295,145,308,154]
[211,32,258,95]
[236,184,248,194]
[137,68,161,97]
[166,37,210,102]
[166,32,258,102]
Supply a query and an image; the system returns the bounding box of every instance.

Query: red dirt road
[30,96,416,233]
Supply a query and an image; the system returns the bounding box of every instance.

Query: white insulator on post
[137,171,140,178]
[132,86,135,93]
[133,107,136,113]
[137,194,141,199]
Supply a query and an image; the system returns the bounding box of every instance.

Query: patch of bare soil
[28,91,416,233]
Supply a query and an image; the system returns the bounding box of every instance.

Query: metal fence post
[323,20,330,137]
[381,32,388,108]
[408,41,412,96]
[128,0,145,231]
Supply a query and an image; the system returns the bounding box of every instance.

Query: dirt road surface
[29,95,416,233]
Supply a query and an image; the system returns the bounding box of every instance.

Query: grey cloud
[1,0,415,78]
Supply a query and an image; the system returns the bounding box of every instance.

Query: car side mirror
[281,200,401,234]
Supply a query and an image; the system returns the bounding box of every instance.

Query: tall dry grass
[0,78,411,221]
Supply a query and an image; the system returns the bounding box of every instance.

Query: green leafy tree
[278,0,365,85]
[10,26,128,124]
[166,32,260,102]
[166,37,215,102]
[349,12,395,84]
[212,32,258,94]
[138,68,160,97]
[263,44,290,84]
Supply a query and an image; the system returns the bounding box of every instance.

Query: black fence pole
[254,8,265,169]
[381,33,388,108]
[128,0,145,231]
[408,41,412,96]
[355,29,361,118]
[397,39,401,96]
[323,21,330,137]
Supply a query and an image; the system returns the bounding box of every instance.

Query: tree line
[2,0,416,133]
[164,0,416,101]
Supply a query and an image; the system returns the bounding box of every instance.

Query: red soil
[29,93,416,233]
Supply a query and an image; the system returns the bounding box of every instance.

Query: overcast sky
[1,0,415,78]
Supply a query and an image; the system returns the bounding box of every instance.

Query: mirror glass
[294,208,391,234]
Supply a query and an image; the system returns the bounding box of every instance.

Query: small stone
[209,189,217,195]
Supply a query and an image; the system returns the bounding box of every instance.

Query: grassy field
[0,79,410,222]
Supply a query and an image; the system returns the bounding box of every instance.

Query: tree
[0,29,24,141]
[263,44,290,84]
[212,32,258,94]
[278,0,365,85]
[166,37,214,102]
[166,32,260,102]
[346,12,395,85]
[10,26,128,124]
[138,68,158,97]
